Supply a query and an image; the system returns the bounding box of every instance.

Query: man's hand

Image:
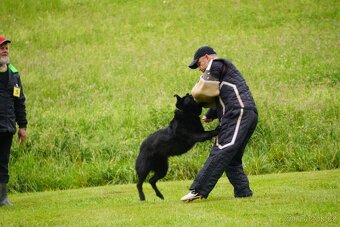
[18,128,27,144]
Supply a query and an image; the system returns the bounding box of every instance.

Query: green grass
[0,0,339,192]
[2,169,339,226]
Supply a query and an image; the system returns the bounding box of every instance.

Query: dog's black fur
[135,94,219,201]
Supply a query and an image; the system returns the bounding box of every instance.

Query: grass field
[1,169,339,226]
[0,0,339,192]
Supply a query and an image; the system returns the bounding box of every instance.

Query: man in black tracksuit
[0,36,27,206]
[181,46,258,201]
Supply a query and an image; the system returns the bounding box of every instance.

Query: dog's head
[174,93,202,116]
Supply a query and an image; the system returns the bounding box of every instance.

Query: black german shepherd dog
[135,94,219,201]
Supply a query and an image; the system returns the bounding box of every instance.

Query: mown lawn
[2,169,339,226]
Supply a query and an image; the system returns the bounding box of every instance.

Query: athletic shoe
[180,191,203,202]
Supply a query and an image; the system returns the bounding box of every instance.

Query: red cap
[0,36,11,45]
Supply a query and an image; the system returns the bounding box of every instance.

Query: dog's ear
[174,94,181,101]
[174,94,183,109]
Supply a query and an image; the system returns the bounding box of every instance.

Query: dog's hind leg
[136,168,150,201]
[137,178,146,201]
[149,159,168,200]
[149,174,165,200]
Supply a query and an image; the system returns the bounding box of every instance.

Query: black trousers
[190,109,258,198]
[0,132,13,183]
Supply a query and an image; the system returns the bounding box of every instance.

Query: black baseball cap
[188,46,216,69]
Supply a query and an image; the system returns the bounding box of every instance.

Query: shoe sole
[182,196,203,202]
[235,194,253,198]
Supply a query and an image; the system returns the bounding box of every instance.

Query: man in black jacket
[181,46,258,202]
[0,36,27,206]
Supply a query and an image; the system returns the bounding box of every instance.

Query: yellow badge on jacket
[13,84,21,97]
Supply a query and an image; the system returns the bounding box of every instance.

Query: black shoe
[235,189,253,198]
[0,197,13,206]
[0,183,13,206]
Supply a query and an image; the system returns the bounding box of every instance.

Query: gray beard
[0,56,9,65]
